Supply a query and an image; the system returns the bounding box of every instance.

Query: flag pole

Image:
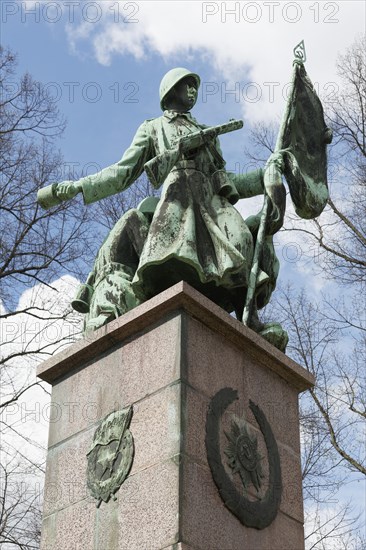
[242,41,306,327]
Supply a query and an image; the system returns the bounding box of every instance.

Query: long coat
[78,110,277,313]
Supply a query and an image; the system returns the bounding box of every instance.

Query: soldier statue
[38,52,332,352]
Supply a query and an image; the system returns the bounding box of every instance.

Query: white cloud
[1,276,82,462]
[304,498,366,550]
[64,1,365,122]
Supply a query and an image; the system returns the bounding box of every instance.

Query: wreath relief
[205,387,282,530]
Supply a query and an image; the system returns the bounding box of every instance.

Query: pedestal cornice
[37,281,314,392]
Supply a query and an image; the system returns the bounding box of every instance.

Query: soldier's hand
[55,181,81,200]
[265,151,285,173]
[37,181,80,209]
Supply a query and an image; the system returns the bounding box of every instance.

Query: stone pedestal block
[37,282,314,550]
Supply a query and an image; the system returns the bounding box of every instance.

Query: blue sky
[1,0,364,296]
[2,0,365,318]
[4,1,365,176]
[2,3,365,543]
[3,0,365,296]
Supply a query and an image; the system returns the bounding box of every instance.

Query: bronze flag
[282,62,333,219]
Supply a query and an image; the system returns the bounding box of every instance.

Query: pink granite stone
[47,313,182,447]
[91,461,181,550]
[42,427,94,517]
[37,283,314,392]
[129,382,181,475]
[116,459,180,549]
[38,283,312,549]
[184,316,246,399]
[41,498,96,550]
[162,545,201,550]
[180,457,304,550]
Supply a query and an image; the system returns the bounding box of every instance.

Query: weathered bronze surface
[242,43,331,329]
[205,388,282,530]
[225,414,264,493]
[37,47,331,352]
[86,406,134,507]
[282,62,332,219]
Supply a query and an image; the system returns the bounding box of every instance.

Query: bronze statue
[38,46,332,352]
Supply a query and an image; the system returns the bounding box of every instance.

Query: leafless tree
[0,46,160,548]
[0,44,92,418]
[247,35,366,548]
[0,46,95,549]
[93,173,160,230]
[265,285,365,549]
[244,35,366,287]
[0,459,42,550]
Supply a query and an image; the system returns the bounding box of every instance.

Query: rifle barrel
[209,119,244,136]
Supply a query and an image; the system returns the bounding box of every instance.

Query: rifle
[36,119,243,209]
[144,119,243,188]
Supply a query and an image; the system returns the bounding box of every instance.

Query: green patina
[37,51,332,352]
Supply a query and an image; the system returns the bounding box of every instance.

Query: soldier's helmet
[159,67,200,110]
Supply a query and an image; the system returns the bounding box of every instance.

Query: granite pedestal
[37,282,314,550]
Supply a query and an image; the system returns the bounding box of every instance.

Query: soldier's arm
[228,151,285,200]
[48,121,153,206]
[228,169,264,199]
[81,121,153,204]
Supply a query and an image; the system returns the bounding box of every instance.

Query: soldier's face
[171,77,198,111]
